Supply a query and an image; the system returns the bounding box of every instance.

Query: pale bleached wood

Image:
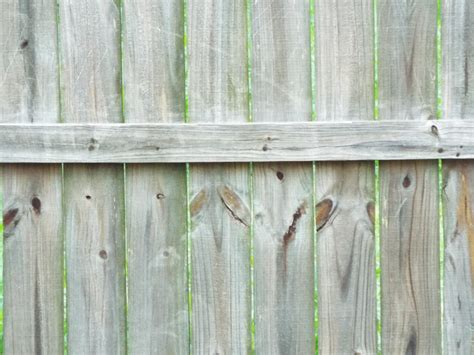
[187,0,251,353]
[443,162,474,354]
[63,165,125,353]
[1,120,474,162]
[442,1,474,353]
[0,1,63,353]
[0,1,59,124]
[251,1,314,353]
[378,0,441,353]
[125,165,187,354]
[59,0,126,353]
[314,1,376,352]
[122,1,185,124]
[2,166,63,354]
[122,0,188,353]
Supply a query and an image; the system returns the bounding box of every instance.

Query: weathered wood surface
[315,0,376,353]
[1,1,63,354]
[59,0,126,353]
[122,0,188,353]
[1,120,474,162]
[442,0,474,353]
[3,167,63,354]
[378,0,441,353]
[251,0,314,353]
[187,0,251,353]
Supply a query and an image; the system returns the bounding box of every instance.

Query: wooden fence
[0,0,473,354]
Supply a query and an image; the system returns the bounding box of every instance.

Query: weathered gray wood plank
[1,120,474,162]
[0,1,59,124]
[63,164,125,354]
[2,166,63,354]
[443,162,474,354]
[251,1,314,353]
[187,0,251,353]
[59,0,126,353]
[442,0,474,353]
[122,0,188,353]
[378,0,441,353]
[125,165,187,354]
[314,1,376,352]
[0,1,63,353]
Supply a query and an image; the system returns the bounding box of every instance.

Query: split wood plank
[122,1,188,353]
[59,0,126,353]
[251,1,314,353]
[187,0,251,353]
[378,0,441,353]
[315,0,377,353]
[1,120,474,163]
[442,0,474,353]
[0,1,64,354]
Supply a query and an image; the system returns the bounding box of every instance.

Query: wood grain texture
[122,0,188,353]
[251,1,314,353]
[125,165,188,354]
[443,162,474,354]
[0,1,63,353]
[442,0,474,353]
[63,165,125,353]
[2,166,63,355]
[59,0,126,353]
[1,120,474,162]
[0,1,59,123]
[378,0,441,353]
[187,0,251,353]
[314,0,376,353]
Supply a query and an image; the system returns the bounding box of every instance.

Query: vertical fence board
[442,0,474,353]
[122,1,188,353]
[2,166,63,355]
[0,1,63,354]
[378,0,441,353]
[59,0,126,353]
[315,1,376,353]
[251,1,314,353]
[187,1,251,353]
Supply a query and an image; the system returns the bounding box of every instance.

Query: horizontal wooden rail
[0,120,472,163]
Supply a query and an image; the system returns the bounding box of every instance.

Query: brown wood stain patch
[217,185,250,227]
[315,198,333,231]
[3,208,19,227]
[190,189,209,217]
